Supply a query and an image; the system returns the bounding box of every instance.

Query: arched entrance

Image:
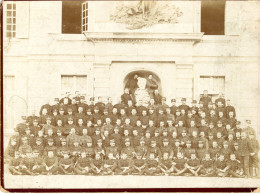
[123,70,162,94]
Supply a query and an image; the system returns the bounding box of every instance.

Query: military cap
[90,97,94,101]
[33,119,38,122]
[236,121,241,125]
[151,140,157,143]
[181,98,186,101]
[171,99,176,102]
[125,138,130,142]
[223,141,228,145]
[198,141,203,144]
[145,130,151,134]
[182,129,187,133]
[59,107,64,111]
[234,142,239,146]
[104,108,108,112]
[80,96,85,100]
[162,97,166,101]
[217,120,222,124]
[68,117,73,121]
[110,139,115,143]
[61,137,67,142]
[36,137,43,141]
[47,138,54,142]
[246,120,251,124]
[94,106,99,110]
[54,98,59,101]
[176,109,180,112]
[192,100,197,103]
[186,140,191,144]
[140,137,145,141]
[33,149,40,153]
[21,116,27,120]
[163,138,169,142]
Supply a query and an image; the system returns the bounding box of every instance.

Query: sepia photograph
[1,0,260,190]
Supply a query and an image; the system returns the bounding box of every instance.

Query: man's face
[124,130,129,136]
[181,109,185,115]
[241,132,246,139]
[68,120,73,125]
[176,111,180,116]
[125,141,130,147]
[163,141,169,146]
[219,155,224,161]
[249,134,254,139]
[128,100,132,106]
[48,151,54,158]
[121,154,127,160]
[104,130,109,136]
[223,144,228,149]
[172,132,177,138]
[125,119,130,125]
[150,99,155,104]
[142,111,147,116]
[198,143,203,148]
[229,112,234,117]
[78,119,83,125]
[217,133,222,138]
[133,130,138,136]
[191,154,196,160]
[47,129,53,136]
[178,121,183,126]
[155,90,159,95]
[87,142,92,147]
[175,142,180,147]
[203,90,208,96]
[151,142,156,147]
[61,141,66,146]
[149,154,155,160]
[124,88,129,94]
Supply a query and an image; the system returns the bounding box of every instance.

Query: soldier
[39,99,52,116]
[172,152,187,176]
[183,140,195,160]
[95,96,105,115]
[173,139,183,157]
[227,153,244,178]
[79,128,92,147]
[51,108,59,127]
[216,131,224,148]
[165,107,175,123]
[91,153,104,175]
[196,141,207,161]
[238,131,253,178]
[121,138,135,159]
[115,152,133,175]
[103,152,118,175]
[92,128,102,147]
[227,112,236,129]
[94,138,106,159]
[70,140,83,164]
[56,108,66,126]
[166,119,177,135]
[88,97,95,114]
[18,137,32,156]
[185,152,201,176]
[154,89,162,105]
[8,151,23,175]
[66,127,80,147]
[226,99,236,118]
[199,90,212,109]
[101,118,114,136]
[85,139,95,159]
[75,107,85,126]
[105,139,119,159]
[5,135,19,163]
[40,108,49,125]
[179,98,190,115]
[157,108,166,126]
[33,137,45,157]
[41,116,54,135]
[190,130,200,149]
[119,108,127,124]
[170,99,177,116]
[132,152,146,175]
[147,140,162,160]
[105,97,114,114]
[132,129,141,147]
[31,149,45,175]
[144,152,161,175]
[57,137,69,158]
[74,151,92,175]
[135,137,148,159]
[221,141,231,159]
[200,153,215,177]
[85,108,93,124]
[159,152,175,175]
[59,92,72,105]
[248,132,259,177]
[244,120,256,137]
[215,154,230,177]
[43,128,55,146]
[121,88,132,106]
[92,107,102,125]
[30,119,41,137]
[209,140,220,161]
[86,120,95,137]
[179,129,190,148]
[101,108,112,124]
[110,127,122,150]
[176,120,186,138]
[42,150,62,175]
[44,138,57,156]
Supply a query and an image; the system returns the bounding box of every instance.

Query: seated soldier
[200,153,215,177]
[215,154,230,177]
[59,151,75,175]
[144,152,161,175]
[196,141,207,161]
[42,150,62,175]
[70,140,82,164]
[172,152,187,176]
[160,138,174,160]
[74,151,92,175]
[103,153,117,175]
[121,138,135,159]
[227,153,244,178]
[85,139,95,159]
[115,152,133,175]
[18,136,32,156]
[159,152,175,175]
[94,139,105,160]
[31,149,45,175]
[8,151,23,175]
[55,129,65,148]
[5,135,19,164]
[185,152,201,176]
[91,153,103,175]
[147,140,162,161]
[44,138,57,157]
[19,151,35,175]
[132,152,146,175]
[105,139,119,159]
[183,140,195,160]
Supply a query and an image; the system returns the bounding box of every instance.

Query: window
[6,2,16,38]
[82,1,88,32]
[199,76,225,97]
[62,1,82,34]
[61,75,87,94]
[201,1,225,35]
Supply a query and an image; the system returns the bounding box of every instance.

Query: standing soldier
[248,132,259,177]
[170,99,177,116]
[199,90,212,109]
[244,120,256,137]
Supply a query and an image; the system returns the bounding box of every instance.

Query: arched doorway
[123,70,162,94]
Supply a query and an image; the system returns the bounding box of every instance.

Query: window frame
[199,75,225,95]
[5,2,16,38]
[81,1,88,33]
[61,75,87,95]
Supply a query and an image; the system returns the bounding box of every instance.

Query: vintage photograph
[2,0,260,190]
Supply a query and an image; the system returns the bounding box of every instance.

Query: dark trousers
[241,155,250,176]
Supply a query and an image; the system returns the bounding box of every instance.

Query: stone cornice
[83,32,204,43]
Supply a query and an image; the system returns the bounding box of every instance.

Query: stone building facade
[3,1,260,134]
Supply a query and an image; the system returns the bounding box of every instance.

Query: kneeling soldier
[132,152,146,175]
[74,151,92,175]
[185,152,201,176]
[115,152,133,175]
[159,152,175,175]
[200,153,215,177]
[144,152,160,175]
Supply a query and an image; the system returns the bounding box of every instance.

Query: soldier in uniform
[221,141,231,159]
[30,149,45,175]
[135,137,148,159]
[132,152,146,175]
[42,150,61,175]
[18,136,32,156]
[33,137,45,157]
[185,152,201,176]
[170,99,177,116]
[57,137,69,158]
[94,138,106,159]
[215,154,229,177]
[44,138,57,157]
[115,152,133,175]
[58,151,75,175]
[225,99,236,118]
[172,152,187,176]
[244,120,256,137]
[159,152,175,175]
[183,140,195,160]
[178,98,190,115]
[66,127,80,147]
[199,90,212,109]
[248,131,259,177]
[144,152,161,175]
[200,153,215,177]
[91,153,104,175]
[227,153,244,178]
[105,139,119,159]
[30,119,41,137]
[121,138,135,159]
[74,151,92,175]
[85,139,95,159]
[103,152,118,175]
[5,135,19,163]
[196,141,207,161]
[209,141,220,161]
[8,151,23,175]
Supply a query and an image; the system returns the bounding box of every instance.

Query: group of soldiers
[5,90,259,178]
